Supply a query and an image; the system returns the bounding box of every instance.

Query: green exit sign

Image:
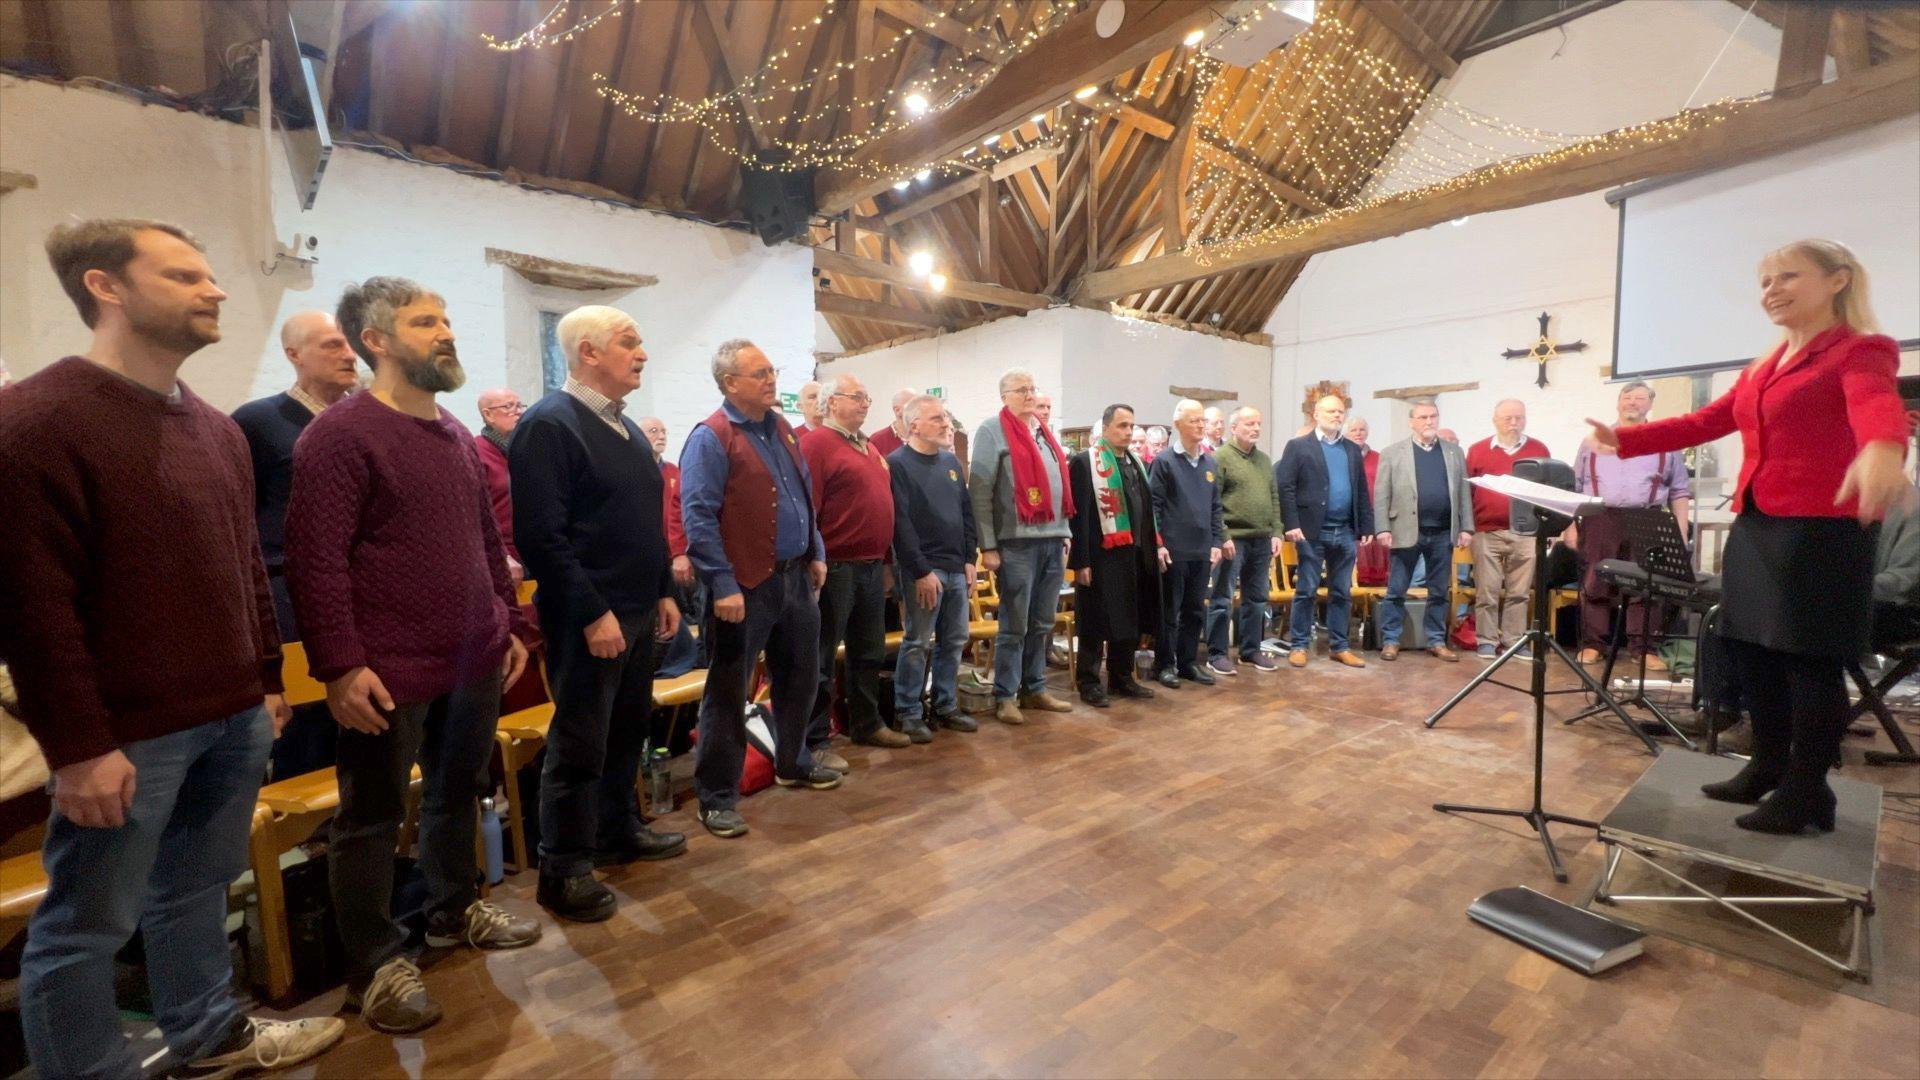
[778,391,800,411]
[927,386,944,399]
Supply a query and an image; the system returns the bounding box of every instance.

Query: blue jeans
[1290,526,1357,651]
[1207,537,1273,662]
[992,538,1065,700]
[1380,528,1455,647]
[22,706,272,1079]
[896,568,969,721]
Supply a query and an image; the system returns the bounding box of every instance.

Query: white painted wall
[0,74,815,453]
[1266,0,1796,519]
[817,306,1272,445]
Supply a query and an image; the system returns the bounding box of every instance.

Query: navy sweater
[231,391,313,569]
[508,392,672,632]
[1149,447,1226,560]
[888,444,978,577]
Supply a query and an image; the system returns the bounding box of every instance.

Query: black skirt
[1718,504,1876,659]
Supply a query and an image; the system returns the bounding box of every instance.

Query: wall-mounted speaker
[739,159,817,247]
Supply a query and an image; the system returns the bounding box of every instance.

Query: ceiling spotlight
[985,134,1000,146]
[893,180,911,191]
[903,91,930,116]
[915,168,931,181]
[928,272,949,293]
[1450,216,1470,227]
[1031,113,1046,124]
[1183,28,1206,47]
[908,250,934,277]
[1074,85,1098,100]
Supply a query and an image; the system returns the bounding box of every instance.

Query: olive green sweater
[1216,439,1280,538]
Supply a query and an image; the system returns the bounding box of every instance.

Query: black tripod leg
[1424,638,1531,728]
[1546,637,1660,754]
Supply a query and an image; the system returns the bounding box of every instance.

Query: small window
[539,310,567,393]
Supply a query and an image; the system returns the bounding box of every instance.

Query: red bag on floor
[1452,617,1477,650]
[686,704,776,796]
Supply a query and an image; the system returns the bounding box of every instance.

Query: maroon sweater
[0,358,283,770]
[1465,435,1551,532]
[286,392,526,705]
[801,425,895,561]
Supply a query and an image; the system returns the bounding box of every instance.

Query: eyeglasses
[831,391,872,404]
[1005,386,1036,397]
[484,402,526,414]
[731,366,777,383]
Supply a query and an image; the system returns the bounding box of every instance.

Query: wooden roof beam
[691,0,769,151]
[814,0,1214,216]
[1075,55,1920,303]
[814,247,1052,310]
[816,289,951,329]
[1195,137,1329,214]
[873,0,1000,58]
[1774,1,1834,98]
[881,172,989,227]
[1079,91,1177,139]
[990,141,1065,181]
[1360,1,1459,79]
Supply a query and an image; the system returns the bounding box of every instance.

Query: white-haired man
[474,387,525,582]
[869,386,917,457]
[1149,399,1226,687]
[970,368,1076,723]
[288,277,538,1034]
[1276,392,1375,669]
[890,395,980,731]
[1206,406,1281,675]
[509,306,686,925]
[794,380,825,438]
[1200,405,1226,454]
[681,340,837,838]
[1465,399,1549,658]
[1144,425,1169,464]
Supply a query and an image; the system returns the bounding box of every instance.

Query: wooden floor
[283,652,1920,1079]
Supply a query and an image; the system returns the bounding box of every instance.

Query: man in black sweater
[1149,399,1226,688]
[508,306,685,923]
[888,394,980,736]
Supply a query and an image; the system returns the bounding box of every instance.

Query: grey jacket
[1372,436,1474,548]
[1875,491,1920,606]
[969,414,1072,549]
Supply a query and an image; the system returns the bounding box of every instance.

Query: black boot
[1702,708,1788,804]
[1734,698,1844,835]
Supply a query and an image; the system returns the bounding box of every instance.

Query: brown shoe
[1331,650,1367,668]
[1380,644,1399,661]
[1018,691,1073,713]
[993,699,1026,725]
[854,727,912,748]
[1288,649,1308,668]
[1426,645,1461,663]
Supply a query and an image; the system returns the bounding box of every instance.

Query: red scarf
[1001,406,1074,524]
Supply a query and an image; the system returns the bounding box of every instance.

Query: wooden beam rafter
[881,172,988,227]
[691,0,769,151]
[814,247,1052,310]
[1195,137,1329,214]
[816,289,950,329]
[1774,1,1834,98]
[1360,1,1460,79]
[873,0,1000,57]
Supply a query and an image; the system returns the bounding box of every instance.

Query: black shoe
[592,827,689,867]
[1702,756,1787,806]
[537,873,618,923]
[1110,679,1155,700]
[1735,784,1837,834]
[1180,667,1217,686]
[1156,670,1181,689]
[934,710,978,733]
[1079,686,1111,708]
[700,807,750,838]
[901,720,935,743]
[774,765,842,790]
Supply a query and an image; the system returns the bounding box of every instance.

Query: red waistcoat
[699,407,815,589]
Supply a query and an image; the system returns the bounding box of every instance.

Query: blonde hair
[1764,239,1878,333]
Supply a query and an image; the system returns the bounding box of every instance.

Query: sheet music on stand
[1469,474,1602,518]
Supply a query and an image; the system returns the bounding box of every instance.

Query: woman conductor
[1587,239,1909,835]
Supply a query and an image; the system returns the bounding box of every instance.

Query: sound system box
[740,158,817,246]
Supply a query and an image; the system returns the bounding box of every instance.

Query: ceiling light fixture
[1074,85,1098,100]
[915,168,931,181]
[928,272,949,293]
[908,251,934,277]
[893,180,911,191]
[984,134,1000,146]
[1183,28,1206,47]
[903,91,930,116]
[1031,113,1046,124]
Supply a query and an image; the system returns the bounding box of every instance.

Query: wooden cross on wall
[1502,312,1587,389]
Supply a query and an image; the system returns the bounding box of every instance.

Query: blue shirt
[680,400,825,599]
[1319,434,1352,530]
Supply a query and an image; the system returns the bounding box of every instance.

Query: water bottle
[647,747,673,817]
[479,797,505,885]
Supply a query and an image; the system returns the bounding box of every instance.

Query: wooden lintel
[0,170,38,195]
[485,248,658,291]
[1169,385,1239,402]
[1373,381,1478,401]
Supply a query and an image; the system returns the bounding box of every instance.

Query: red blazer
[660,460,687,558]
[1616,325,1904,519]
[473,433,521,564]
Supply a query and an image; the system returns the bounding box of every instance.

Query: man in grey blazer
[1371,400,1473,661]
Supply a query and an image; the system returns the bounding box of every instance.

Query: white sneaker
[176,1016,345,1078]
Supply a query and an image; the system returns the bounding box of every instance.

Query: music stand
[1564,506,1698,749]
[1425,465,1647,882]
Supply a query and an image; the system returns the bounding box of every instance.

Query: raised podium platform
[1584,750,1881,979]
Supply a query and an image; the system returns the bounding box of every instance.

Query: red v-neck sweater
[0,357,283,769]
[1465,435,1551,531]
[800,426,896,561]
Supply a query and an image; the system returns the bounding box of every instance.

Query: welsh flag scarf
[1088,437,1136,548]
[1001,406,1075,524]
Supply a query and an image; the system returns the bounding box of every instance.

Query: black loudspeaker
[739,160,817,247]
[1510,457,1576,538]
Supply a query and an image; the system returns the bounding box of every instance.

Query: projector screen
[1610,116,1920,379]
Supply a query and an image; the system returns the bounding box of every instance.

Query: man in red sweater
[1465,399,1551,657]
[474,386,526,582]
[0,220,341,1077]
[287,278,539,1035]
[867,386,915,457]
[801,373,911,759]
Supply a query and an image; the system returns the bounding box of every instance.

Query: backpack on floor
[685,703,777,796]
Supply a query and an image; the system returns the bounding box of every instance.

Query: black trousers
[539,607,656,877]
[694,562,820,810]
[1077,635,1140,692]
[1724,637,1849,793]
[808,559,887,745]
[1157,557,1209,677]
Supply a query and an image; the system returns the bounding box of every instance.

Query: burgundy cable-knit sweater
[286,392,527,705]
[0,357,283,770]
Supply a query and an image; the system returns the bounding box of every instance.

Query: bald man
[868,387,917,457]
[1200,406,1226,454]
[794,380,824,438]
[474,387,526,580]
[233,310,359,639]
